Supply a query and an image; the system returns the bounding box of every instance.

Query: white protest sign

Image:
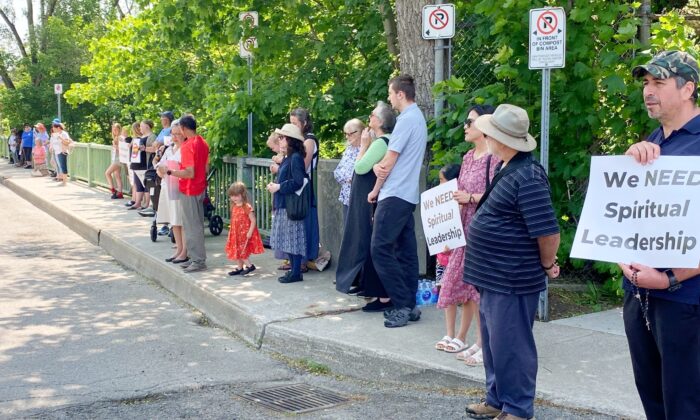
[118,141,130,164]
[571,156,700,268]
[420,179,466,256]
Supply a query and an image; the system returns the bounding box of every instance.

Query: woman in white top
[156,120,186,262]
[50,120,72,185]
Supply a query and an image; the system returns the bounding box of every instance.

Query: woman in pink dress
[434,105,499,367]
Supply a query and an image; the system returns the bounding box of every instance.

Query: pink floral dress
[437,149,500,308]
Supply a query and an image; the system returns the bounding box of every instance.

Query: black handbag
[286,180,309,221]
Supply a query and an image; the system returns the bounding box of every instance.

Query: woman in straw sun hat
[266,123,308,284]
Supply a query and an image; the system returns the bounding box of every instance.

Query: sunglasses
[464,118,474,128]
[344,130,358,137]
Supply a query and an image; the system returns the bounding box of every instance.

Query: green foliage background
[431,1,698,279]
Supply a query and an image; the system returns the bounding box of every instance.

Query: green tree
[431,1,697,279]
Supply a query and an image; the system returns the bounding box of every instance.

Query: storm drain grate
[237,383,350,414]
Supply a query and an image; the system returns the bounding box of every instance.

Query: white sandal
[456,344,481,361]
[435,335,453,351]
[465,348,484,367]
[444,337,468,353]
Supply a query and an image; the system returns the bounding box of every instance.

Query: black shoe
[362,299,393,312]
[165,256,176,262]
[241,264,256,275]
[172,257,190,264]
[110,191,118,199]
[278,272,303,283]
[384,306,421,321]
[384,307,411,328]
[228,267,244,276]
[124,200,135,207]
[347,286,363,295]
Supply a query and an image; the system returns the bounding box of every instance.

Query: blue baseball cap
[52,118,61,125]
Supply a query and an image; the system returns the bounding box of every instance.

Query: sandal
[456,344,481,361]
[435,335,453,351]
[277,263,291,271]
[465,348,484,367]
[444,338,468,353]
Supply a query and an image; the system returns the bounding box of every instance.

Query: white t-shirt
[50,131,71,154]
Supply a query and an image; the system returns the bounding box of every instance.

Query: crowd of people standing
[6,53,699,419]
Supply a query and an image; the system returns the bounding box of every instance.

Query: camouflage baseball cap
[632,50,699,83]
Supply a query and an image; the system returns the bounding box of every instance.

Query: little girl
[225,182,264,276]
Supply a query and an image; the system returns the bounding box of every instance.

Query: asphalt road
[0,182,615,419]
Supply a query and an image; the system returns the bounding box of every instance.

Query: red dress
[225,203,264,260]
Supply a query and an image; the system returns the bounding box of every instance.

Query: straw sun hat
[473,104,537,152]
[274,123,304,142]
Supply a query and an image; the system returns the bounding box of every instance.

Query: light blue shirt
[156,127,172,144]
[378,103,427,204]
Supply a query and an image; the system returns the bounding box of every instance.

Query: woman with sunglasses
[434,105,499,367]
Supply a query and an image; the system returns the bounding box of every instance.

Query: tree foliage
[431,1,698,279]
[67,0,395,159]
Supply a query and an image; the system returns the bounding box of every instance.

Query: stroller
[163,167,224,243]
[144,168,163,242]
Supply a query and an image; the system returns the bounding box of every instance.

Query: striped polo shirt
[464,153,560,294]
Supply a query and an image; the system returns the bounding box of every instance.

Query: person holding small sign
[463,104,560,420]
[619,50,700,420]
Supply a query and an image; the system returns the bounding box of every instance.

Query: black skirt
[335,170,387,298]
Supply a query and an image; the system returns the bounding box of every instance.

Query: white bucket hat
[474,104,537,152]
[274,123,304,142]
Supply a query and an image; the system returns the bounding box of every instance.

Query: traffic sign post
[529,7,566,322]
[54,84,63,121]
[240,12,258,157]
[422,4,455,40]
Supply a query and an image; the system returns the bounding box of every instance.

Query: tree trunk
[27,0,38,65]
[395,0,434,117]
[0,60,16,89]
[379,0,399,71]
[0,8,29,59]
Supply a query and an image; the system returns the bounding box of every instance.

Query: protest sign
[420,179,466,256]
[130,141,141,164]
[118,141,130,164]
[571,155,700,268]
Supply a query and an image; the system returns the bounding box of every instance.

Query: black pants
[370,196,418,309]
[22,147,32,166]
[623,291,700,420]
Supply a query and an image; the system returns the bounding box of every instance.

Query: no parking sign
[529,7,566,69]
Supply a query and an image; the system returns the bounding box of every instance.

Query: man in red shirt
[166,115,210,272]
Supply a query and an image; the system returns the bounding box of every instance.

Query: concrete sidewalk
[0,162,643,419]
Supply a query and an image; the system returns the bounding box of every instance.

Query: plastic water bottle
[416,281,424,306]
[430,280,439,305]
[421,281,432,306]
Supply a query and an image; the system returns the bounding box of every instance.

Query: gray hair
[344,118,365,133]
[374,101,396,133]
[673,75,698,100]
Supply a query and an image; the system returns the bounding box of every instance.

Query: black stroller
[163,167,224,243]
[144,168,163,242]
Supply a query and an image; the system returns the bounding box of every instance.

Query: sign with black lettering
[529,7,566,69]
[571,156,700,267]
[420,179,466,255]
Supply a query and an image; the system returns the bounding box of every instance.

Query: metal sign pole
[57,94,62,121]
[538,67,551,322]
[247,55,253,157]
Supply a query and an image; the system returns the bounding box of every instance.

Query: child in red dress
[225,182,264,276]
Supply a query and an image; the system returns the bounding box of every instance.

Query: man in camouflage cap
[621,50,700,419]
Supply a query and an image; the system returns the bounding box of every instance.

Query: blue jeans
[480,288,540,419]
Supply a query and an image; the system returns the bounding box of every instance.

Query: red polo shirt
[179,135,209,196]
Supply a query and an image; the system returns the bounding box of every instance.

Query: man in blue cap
[621,50,700,419]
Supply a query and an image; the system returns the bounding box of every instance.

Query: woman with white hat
[266,123,308,284]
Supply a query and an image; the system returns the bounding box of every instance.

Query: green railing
[0,137,8,159]
[58,143,275,237]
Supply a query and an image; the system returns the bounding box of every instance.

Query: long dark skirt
[335,171,387,298]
